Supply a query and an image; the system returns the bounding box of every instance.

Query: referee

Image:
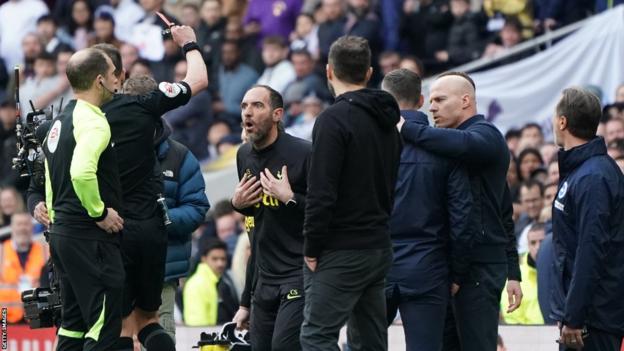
[93,26,208,351]
[43,48,124,351]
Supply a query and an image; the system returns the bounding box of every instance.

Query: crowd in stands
[1,0,624,330]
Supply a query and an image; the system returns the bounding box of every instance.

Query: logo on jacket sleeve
[159,82,184,97]
[46,120,62,153]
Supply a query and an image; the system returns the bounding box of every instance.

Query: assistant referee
[43,48,124,351]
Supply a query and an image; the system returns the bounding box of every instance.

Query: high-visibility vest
[0,239,45,323]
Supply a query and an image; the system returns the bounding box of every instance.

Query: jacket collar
[157,139,170,160]
[400,110,429,125]
[558,137,607,178]
[457,114,485,130]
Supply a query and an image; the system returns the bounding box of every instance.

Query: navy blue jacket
[536,228,557,325]
[551,137,624,334]
[387,110,473,297]
[401,114,521,281]
[158,138,210,282]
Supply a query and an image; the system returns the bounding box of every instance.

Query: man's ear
[559,115,568,131]
[272,107,284,123]
[364,67,373,83]
[326,63,333,81]
[418,94,424,109]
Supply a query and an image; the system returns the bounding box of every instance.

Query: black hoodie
[303,88,402,257]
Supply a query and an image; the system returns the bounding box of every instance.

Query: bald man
[43,48,125,351]
[398,71,522,351]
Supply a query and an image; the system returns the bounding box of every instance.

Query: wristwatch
[285,197,297,208]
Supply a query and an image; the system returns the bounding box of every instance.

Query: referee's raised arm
[170,25,208,96]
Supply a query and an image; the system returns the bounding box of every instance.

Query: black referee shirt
[102,81,192,219]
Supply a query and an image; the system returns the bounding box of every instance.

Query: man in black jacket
[382,68,473,351]
[301,36,402,351]
[551,87,624,351]
[230,85,311,351]
[398,71,522,351]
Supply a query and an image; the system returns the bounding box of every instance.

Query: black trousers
[250,278,304,351]
[442,263,507,351]
[50,233,125,351]
[300,248,393,351]
[559,327,623,351]
[386,282,449,351]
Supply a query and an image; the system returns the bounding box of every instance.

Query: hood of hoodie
[337,88,400,131]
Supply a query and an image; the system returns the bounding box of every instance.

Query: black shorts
[121,216,167,316]
[50,232,125,351]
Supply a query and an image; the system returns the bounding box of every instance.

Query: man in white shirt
[0,0,48,69]
[256,36,296,94]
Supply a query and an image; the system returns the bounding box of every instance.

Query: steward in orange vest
[0,213,46,323]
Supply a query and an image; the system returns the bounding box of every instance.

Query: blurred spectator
[539,142,558,165]
[99,0,144,44]
[230,232,251,297]
[603,102,624,121]
[35,48,73,112]
[505,128,522,155]
[500,223,545,324]
[215,134,241,156]
[206,121,232,160]
[546,158,559,185]
[243,0,303,44]
[257,36,296,94]
[518,122,545,152]
[0,102,18,187]
[120,42,139,72]
[212,200,241,259]
[0,0,48,70]
[540,181,558,222]
[180,3,201,29]
[607,139,624,160]
[517,147,544,182]
[0,212,46,324]
[537,0,593,32]
[183,238,238,326]
[286,94,323,141]
[216,40,259,120]
[20,33,44,80]
[129,59,153,78]
[283,49,330,121]
[19,52,58,113]
[399,56,425,78]
[289,13,319,59]
[435,0,482,66]
[344,0,381,56]
[516,180,544,254]
[507,154,520,201]
[0,187,26,229]
[616,84,624,103]
[131,0,178,62]
[605,117,624,144]
[36,15,72,56]
[58,0,94,50]
[482,17,525,60]
[164,60,214,160]
[197,0,227,79]
[402,0,453,72]
[317,0,346,63]
[483,0,534,39]
[595,0,624,12]
[379,51,401,77]
[224,20,264,73]
[88,12,122,48]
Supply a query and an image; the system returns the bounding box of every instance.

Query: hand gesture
[506,280,523,313]
[96,208,124,234]
[232,307,250,330]
[260,166,294,204]
[232,174,262,209]
[171,25,197,47]
[34,201,50,227]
